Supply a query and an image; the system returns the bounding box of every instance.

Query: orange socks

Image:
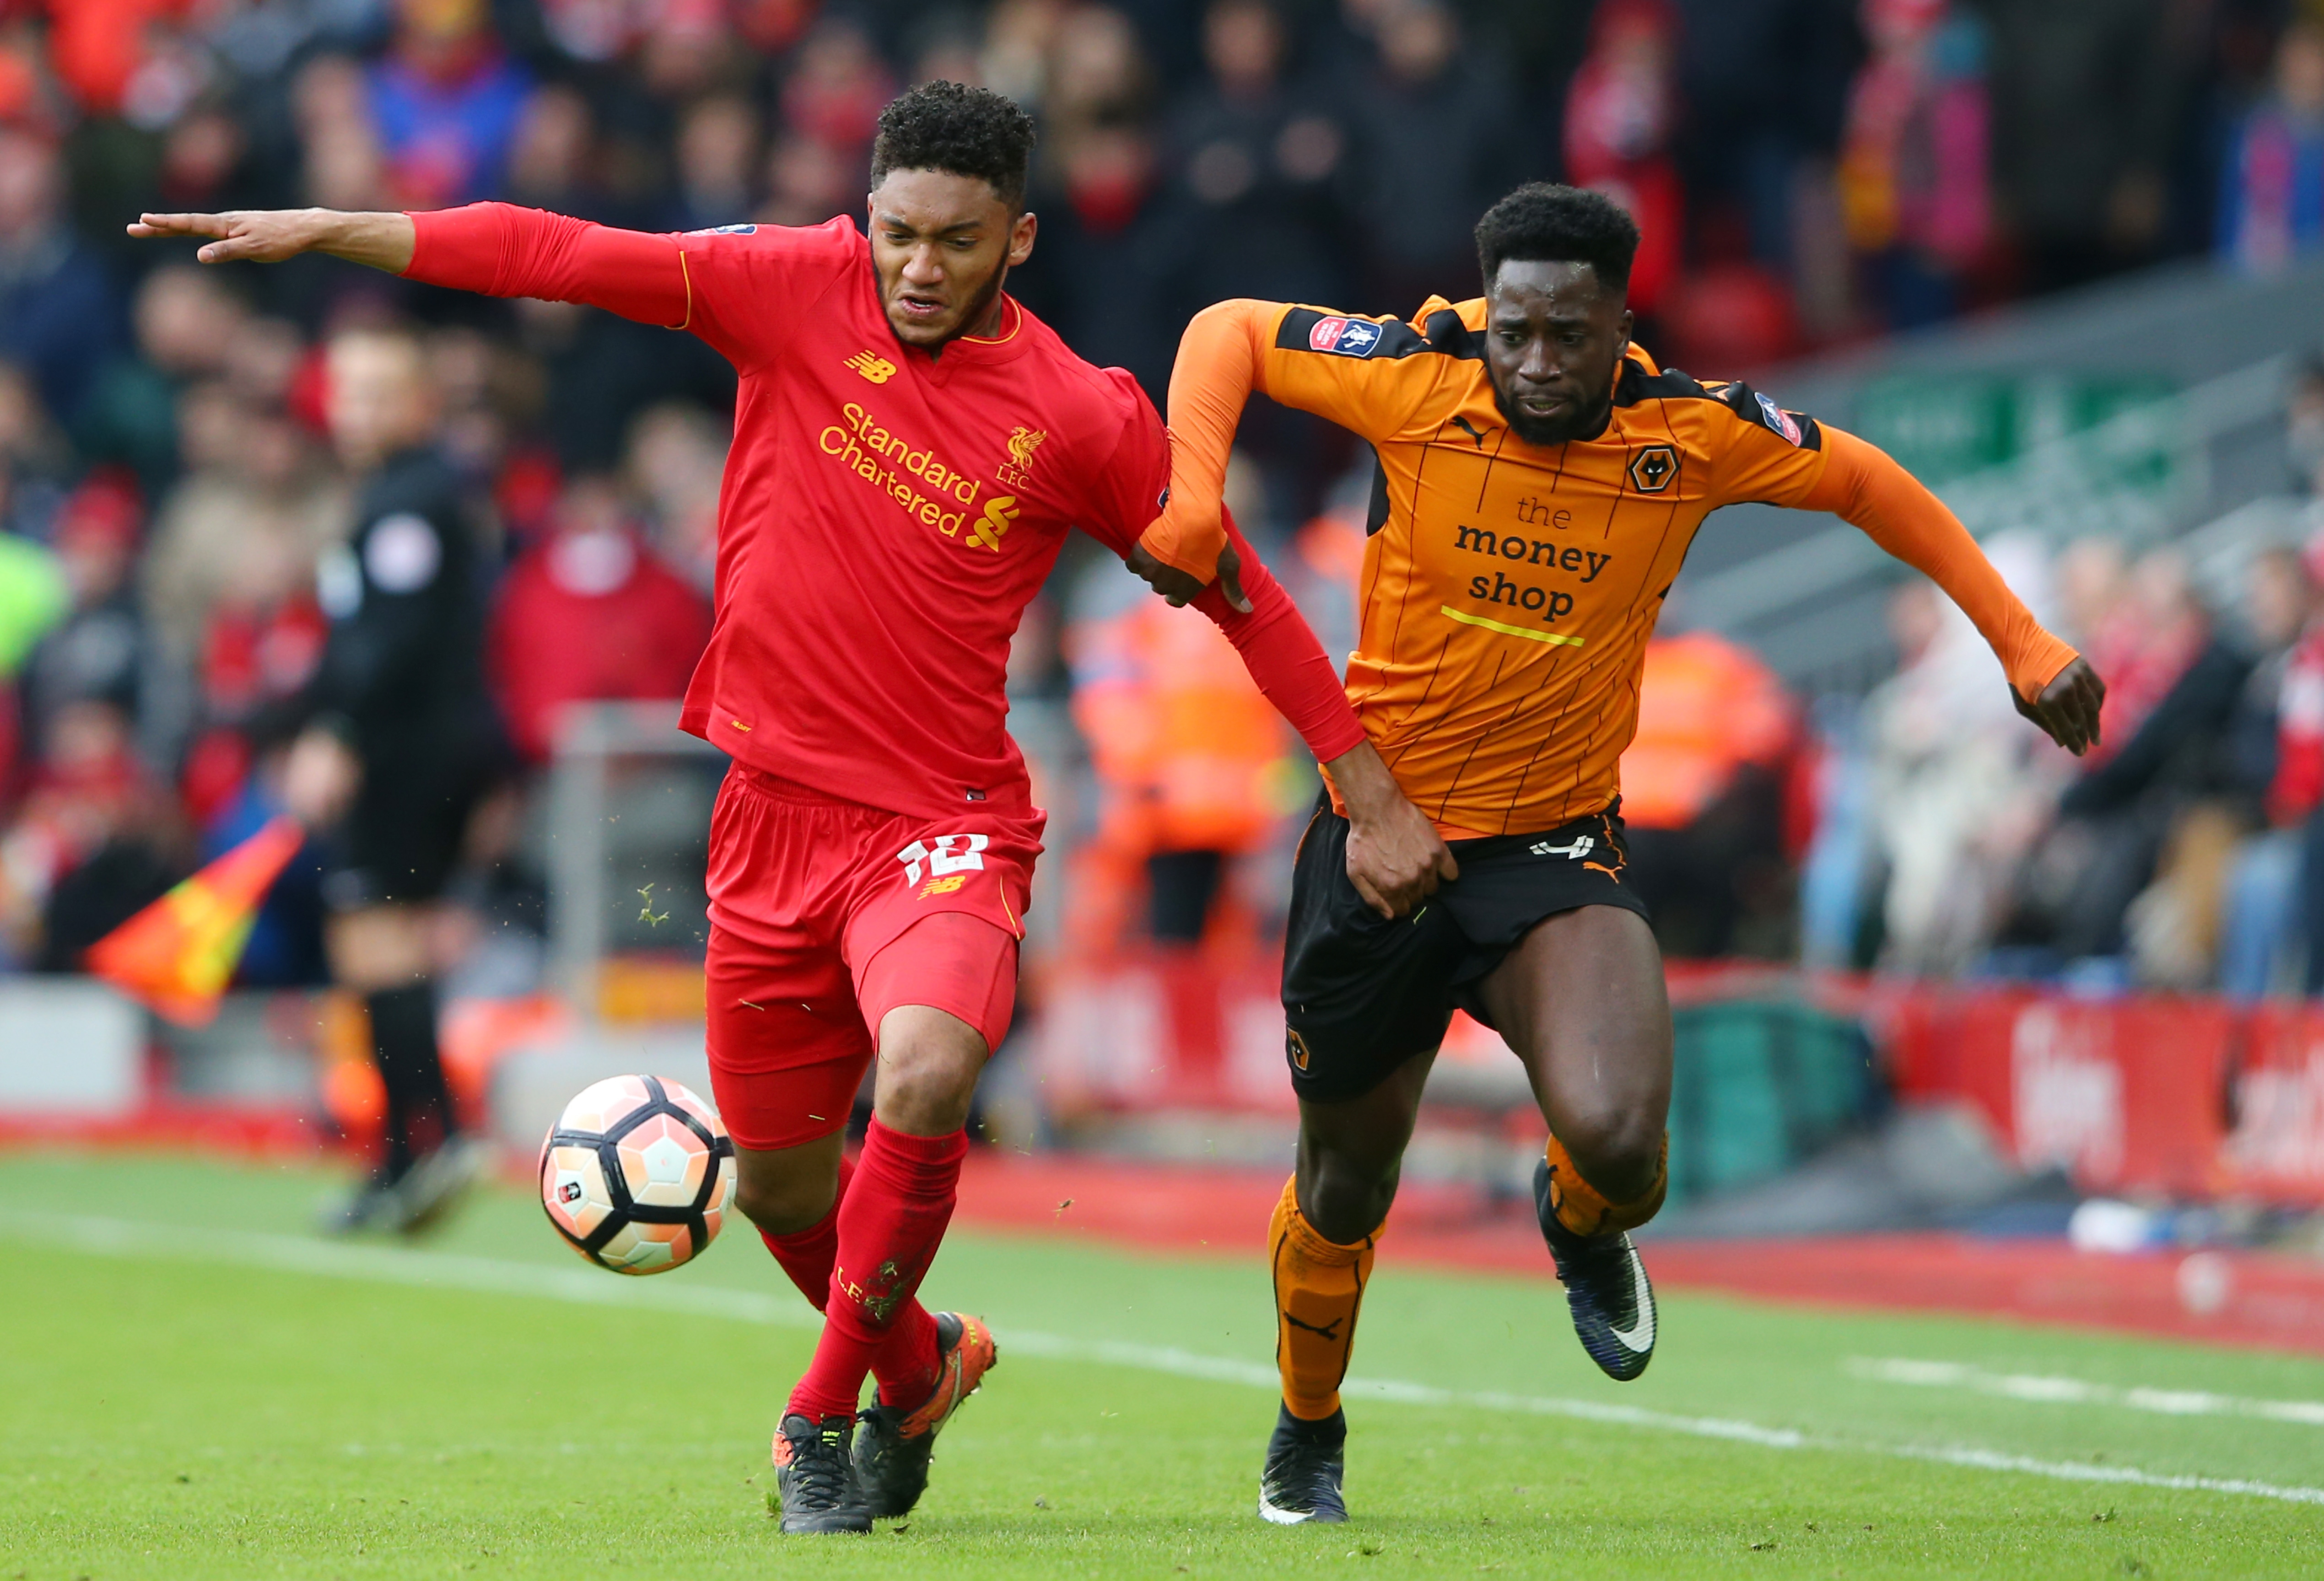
[1542,1133,1669,1238]
[1269,1176,1380,1422]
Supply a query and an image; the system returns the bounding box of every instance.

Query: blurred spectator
[624,401,728,591]
[2064,534,2207,761]
[0,360,71,540]
[1160,0,1353,313]
[671,94,760,231]
[1068,585,1298,947]
[486,470,711,765]
[1066,453,1298,949]
[502,83,600,217]
[296,54,389,212]
[0,509,65,678]
[1860,538,2059,974]
[1620,631,1800,958]
[140,393,345,812]
[1564,0,1686,321]
[1672,0,1860,272]
[17,472,149,763]
[2016,549,2250,973]
[1348,0,1517,315]
[77,264,248,494]
[778,17,897,198]
[366,0,533,210]
[2217,21,2324,274]
[0,697,182,971]
[759,131,857,226]
[1014,7,1173,393]
[2216,544,2316,996]
[1839,0,1993,329]
[1979,0,2178,293]
[0,127,124,428]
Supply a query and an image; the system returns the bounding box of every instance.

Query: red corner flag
[86,817,306,1026]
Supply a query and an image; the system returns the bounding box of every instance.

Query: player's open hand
[1330,741,1458,918]
[2013,656,2106,757]
[1124,538,1253,614]
[128,210,320,264]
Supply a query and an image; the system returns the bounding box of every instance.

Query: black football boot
[1257,1403,1348,1524]
[771,1412,871,1534]
[1534,1155,1657,1381]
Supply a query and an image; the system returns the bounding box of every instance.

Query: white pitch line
[1849,1358,2324,1429]
[16,1213,2324,1509]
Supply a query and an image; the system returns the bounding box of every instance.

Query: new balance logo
[845,350,897,384]
[1532,835,1596,860]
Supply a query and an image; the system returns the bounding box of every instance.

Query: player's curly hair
[1474,183,1640,293]
[870,81,1038,211]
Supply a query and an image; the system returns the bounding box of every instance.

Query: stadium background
[8,1,2324,1571]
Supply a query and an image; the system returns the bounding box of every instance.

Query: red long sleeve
[1188,509,1365,764]
[404,203,692,328]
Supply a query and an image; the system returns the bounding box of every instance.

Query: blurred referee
[279,327,503,1234]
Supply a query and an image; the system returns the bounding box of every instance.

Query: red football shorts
[702,766,1042,1152]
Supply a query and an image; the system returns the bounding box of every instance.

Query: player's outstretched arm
[129,209,415,272]
[1802,427,2105,756]
[134,204,694,330]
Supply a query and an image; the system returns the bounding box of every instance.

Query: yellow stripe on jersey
[1438,606,1587,646]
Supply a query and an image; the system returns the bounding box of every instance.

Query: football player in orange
[1143,183,2106,1523]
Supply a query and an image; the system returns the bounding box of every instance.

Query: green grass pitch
[3,1153,2322,1578]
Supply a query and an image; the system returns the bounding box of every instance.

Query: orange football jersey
[1251,297,1844,835]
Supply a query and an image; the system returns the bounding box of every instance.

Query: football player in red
[132,82,1451,1533]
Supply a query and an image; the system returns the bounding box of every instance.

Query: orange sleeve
[1139,298,1446,580]
[1803,427,2080,702]
[1136,298,1275,581]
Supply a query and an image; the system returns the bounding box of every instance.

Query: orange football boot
[849,1312,997,1518]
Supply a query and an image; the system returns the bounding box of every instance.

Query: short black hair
[1474,183,1639,294]
[869,81,1037,211]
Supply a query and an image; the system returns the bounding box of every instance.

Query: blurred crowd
[1785,360,2324,995]
[10,0,2324,989]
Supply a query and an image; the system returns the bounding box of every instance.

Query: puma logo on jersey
[845,350,897,384]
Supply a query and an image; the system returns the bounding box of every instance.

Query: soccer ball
[539,1074,737,1274]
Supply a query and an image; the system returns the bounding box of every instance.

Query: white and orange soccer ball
[539,1074,738,1274]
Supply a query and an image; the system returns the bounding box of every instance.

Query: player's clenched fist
[1124,535,1253,614]
[1329,741,1459,919]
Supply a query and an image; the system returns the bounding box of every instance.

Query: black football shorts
[323,715,505,910]
[1280,796,1651,1103]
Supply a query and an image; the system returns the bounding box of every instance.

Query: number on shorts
[896,833,989,887]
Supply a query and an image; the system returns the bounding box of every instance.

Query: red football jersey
[405,207,1360,821]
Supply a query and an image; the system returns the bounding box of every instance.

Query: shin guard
[1269,1176,1380,1423]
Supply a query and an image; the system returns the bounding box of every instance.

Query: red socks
[755,1147,945,1413]
[783,1119,965,1420]
[756,1154,852,1312]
